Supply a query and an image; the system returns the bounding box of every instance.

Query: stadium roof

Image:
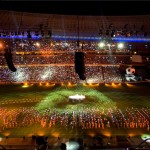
[0,2,150,39]
[0,1,150,16]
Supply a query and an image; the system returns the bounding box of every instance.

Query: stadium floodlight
[35,42,40,47]
[117,43,124,49]
[107,43,111,47]
[98,42,105,48]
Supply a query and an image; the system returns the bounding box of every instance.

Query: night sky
[0,1,150,16]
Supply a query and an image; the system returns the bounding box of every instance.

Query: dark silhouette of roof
[0,1,150,16]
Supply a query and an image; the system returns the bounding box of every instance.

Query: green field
[0,83,150,109]
[0,82,150,138]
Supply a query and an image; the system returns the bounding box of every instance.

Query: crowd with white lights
[0,38,145,83]
[0,66,122,83]
[0,39,129,52]
[0,55,132,65]
[0,107,149,131]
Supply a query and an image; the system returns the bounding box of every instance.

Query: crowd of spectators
[0,39,141,83]
[0,66,122,83]
[0,55,132,66]
[1,39,129,52]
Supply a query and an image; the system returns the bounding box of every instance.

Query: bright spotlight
[69,94,85,101]
[35,42,40,47]
[66,141,79,150]
[0,42,3,48]
[98,42,105,48]
[117,43,124,49]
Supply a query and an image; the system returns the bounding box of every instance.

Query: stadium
[0,2,150,150]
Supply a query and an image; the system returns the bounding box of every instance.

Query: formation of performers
[0,107,149,131]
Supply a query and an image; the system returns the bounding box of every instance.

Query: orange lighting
[67,82,76,87]
[103,131,111,137]
[112,82,121,88]
[4,132,10,137]
[46,82,49,86]
[83,83,99,87]
[83,83,87,86]
[27,134,33,137]
[39,82,42,86]
[105,83,111,86]
[128,133,135,137]
[126,83,134,87]
[37,131,45,136]
[24,82,28,86]
[0,43,3,48]
[49,83,55,87]
[22,82,29,88]
[88,132,95,137]
[89,83,99,86]
[45,82,55,86]
[112,82,117,86]
[52,132,59,138]
[61,82,65,86]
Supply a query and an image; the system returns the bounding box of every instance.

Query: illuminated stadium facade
[0,10,150,84]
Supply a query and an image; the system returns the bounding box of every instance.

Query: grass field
[0,82,150,138]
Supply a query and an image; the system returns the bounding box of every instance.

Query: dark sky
[0,1,150,16]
